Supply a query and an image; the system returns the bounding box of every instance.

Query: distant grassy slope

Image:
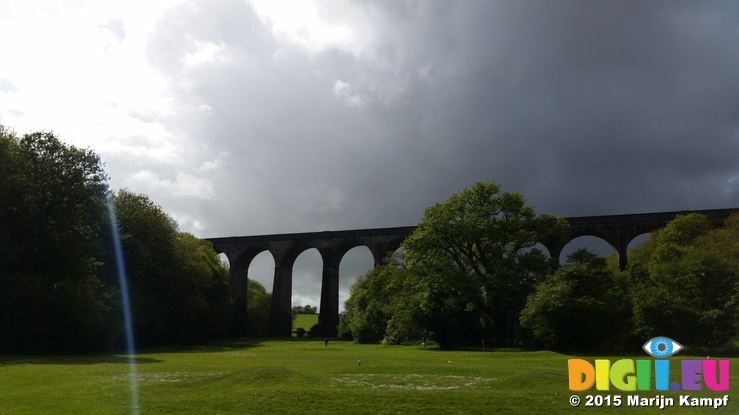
[293,313,319,332]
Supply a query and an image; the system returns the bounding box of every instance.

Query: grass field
[0,340,736,414]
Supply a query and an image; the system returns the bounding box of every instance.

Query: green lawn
[0,340,735,414]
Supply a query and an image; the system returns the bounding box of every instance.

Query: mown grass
[0,340,736,414]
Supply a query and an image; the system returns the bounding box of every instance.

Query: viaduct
[206,208,737,337]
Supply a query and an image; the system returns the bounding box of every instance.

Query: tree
[402,182,568,346]
[0,124,235,353]
[344,264,395,343]
[629,213,739,351]
[170,233,233,342]
[292,305,318,314]
[0,127,113,353]
[112,190,233,346]
[336,312,352,341]
[520,249,621,351]
[247,279,271,336]
[112,190,179,346]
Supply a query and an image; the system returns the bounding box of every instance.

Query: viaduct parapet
[207,208,737,337]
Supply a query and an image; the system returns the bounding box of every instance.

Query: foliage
[401,182,568,346]
[0,127,113,353]
[336,312,352,340]
[292,304,318,314]
[629,213,739,351]
[0,124,233,353]
[247,279,271,335]
[520,249,622,351]
[295,327,307,337]
[344,263,395,343]
[308,323,321,337]
[113,190,233,346]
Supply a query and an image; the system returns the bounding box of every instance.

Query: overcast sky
[3,0,739,310]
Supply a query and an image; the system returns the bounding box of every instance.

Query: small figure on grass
[324,337,329,347]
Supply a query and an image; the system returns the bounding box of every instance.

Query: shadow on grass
[0,337,321,364]
[131,335,334,353]
[132,337,268,354]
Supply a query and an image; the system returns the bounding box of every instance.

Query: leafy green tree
[247,279,271,336]
[170,233,233,342]
[402,182,567,346]
[0,127,113,353]
[113,190,233,346]
[345,264,395,343]
[520,249,620,351]
[292,305,318,314]
[336,312,352,340]
[112,190,179,346]
[0,124,234,353]
[630,213,739,350]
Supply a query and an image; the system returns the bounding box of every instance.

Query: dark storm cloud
[131,0,739,302]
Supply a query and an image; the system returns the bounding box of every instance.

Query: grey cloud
[103,0,739,304]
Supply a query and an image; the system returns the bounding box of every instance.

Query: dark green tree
[112,190,179,346]
[520,249,621,351]
[246,279,271,336]
[344,264,396,343]
[629,213,739,350]
[402,182,567,346]
[170,233,233,342]
[112,190,233,346]
[0,127,113,353]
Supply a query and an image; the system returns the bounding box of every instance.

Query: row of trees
[0,126,233,353]
[293,305,318,314]
[3,122,736,354]
[344,182,739,353]
[522,212,739,352]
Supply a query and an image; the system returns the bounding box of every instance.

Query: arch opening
[217,252,230,270]
[247,250,276,293]
[560,236,618,264]
[627,233,651,252]
[338,245,374,312]
[291,248,322,311]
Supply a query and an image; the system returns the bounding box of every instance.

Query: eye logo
[643,336,683,358]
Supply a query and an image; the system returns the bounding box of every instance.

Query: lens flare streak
[106,193,140,415]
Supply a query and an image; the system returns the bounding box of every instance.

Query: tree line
[4,123,738,355]
[342,182,739,354]
[0,126,233,353]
